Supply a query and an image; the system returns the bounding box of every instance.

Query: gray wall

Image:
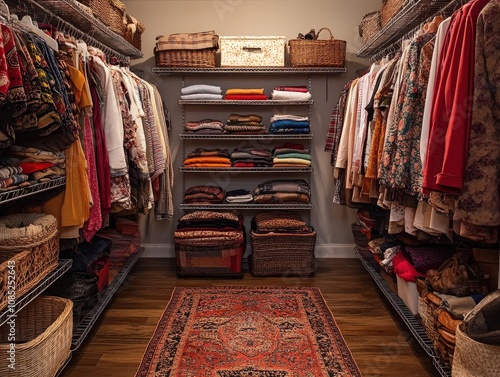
[122,0,378,257]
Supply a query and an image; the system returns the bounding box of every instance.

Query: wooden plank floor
[60,258,441,377]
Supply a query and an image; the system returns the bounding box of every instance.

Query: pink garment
[82,116,102,241]
[392,251,424,282]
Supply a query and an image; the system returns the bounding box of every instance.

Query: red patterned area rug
[136,286,361,377]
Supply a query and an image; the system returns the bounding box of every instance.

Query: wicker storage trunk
[249,228,316,276]
[219,36,286,67]
[154,30,219,68]
[0,213,59,311]
[0,296,73,377]
[76,0,126,35]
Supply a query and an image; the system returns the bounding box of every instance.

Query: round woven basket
[452,323,500,377]
[0,213,58,252]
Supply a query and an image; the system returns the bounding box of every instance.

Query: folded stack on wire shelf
[272,143,311,167]
[180,84,223,100]
[184,119,224,134]
[269,114,310,134]
[253,179,311,204]
[230,147,273,167]
[183,185,225,205]
[224,88,268,101]
[183,148,231,168]
[224,113,267,134]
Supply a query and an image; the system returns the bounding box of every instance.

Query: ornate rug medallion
[136,286,361,377]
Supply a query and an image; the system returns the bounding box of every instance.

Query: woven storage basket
[155,48,217,68]
[250,228,316,276]
[124,14,145,51]
[418,296,439,344]
[359,11,382,45]
[77,0,126,35]
[0,213,59,311]
[0,296,73,377]
[381,0,406,28]
[288,27,346,67]
[175,242,245,277]
[453,323,500,377]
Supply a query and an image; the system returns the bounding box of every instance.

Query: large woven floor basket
[250,229,317,276]
[0,213,59,311]
[0,296,73,377]
[288,28,346,67]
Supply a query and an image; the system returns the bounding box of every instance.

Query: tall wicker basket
[0,296,73,377]
[0,213,59,311]
[250,228,317,276]
[288,27,346,67]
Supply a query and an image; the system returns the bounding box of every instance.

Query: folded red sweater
[225,94,268,100]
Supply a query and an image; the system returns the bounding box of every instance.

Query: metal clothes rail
[5,0,142,63]
[356,0,467,62]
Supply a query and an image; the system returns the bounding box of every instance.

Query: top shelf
[356,0,455,58]
[153,67,347,76]
[11,0,143,59]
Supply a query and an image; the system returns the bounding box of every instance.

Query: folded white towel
[271,90,312,101]
[180,93,223,100]
[225,194,254,203]
[270,114,309,122]
[181,84,222,95]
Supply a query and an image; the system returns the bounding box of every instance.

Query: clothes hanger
[21,14,58,51]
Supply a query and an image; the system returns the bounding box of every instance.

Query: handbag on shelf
[426,255,487,297]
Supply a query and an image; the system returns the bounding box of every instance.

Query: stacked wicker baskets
[154,30,219,68]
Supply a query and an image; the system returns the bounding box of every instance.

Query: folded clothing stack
[183,148,231,167]
[224,113,267,134]
[270,85,312,101]
[252,211,311,234]
[269,114,310,134]
[272,143,312,167]
[184,185,225,204]
[180,84,223,100]
[184,119,224,133]
[225,189,253,203]
[230,146,273,167]
[253,179,310,204]
[224,88,268,100]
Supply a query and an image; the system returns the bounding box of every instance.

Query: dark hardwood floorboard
[60,258,441,377]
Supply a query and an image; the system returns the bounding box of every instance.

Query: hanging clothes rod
[369,0,470,63]
[5,0,130,64]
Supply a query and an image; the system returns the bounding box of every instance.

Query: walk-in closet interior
[0,1,498,377]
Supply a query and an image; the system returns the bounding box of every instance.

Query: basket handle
[316,27,334,40]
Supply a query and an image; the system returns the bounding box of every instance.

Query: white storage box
[219,36,286,67]
[397,275,419,315]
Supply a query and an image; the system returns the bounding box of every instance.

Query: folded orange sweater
[183,156,231,166]
[225,88,265,95]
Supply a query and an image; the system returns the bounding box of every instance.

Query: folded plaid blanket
[156,30,219,51]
